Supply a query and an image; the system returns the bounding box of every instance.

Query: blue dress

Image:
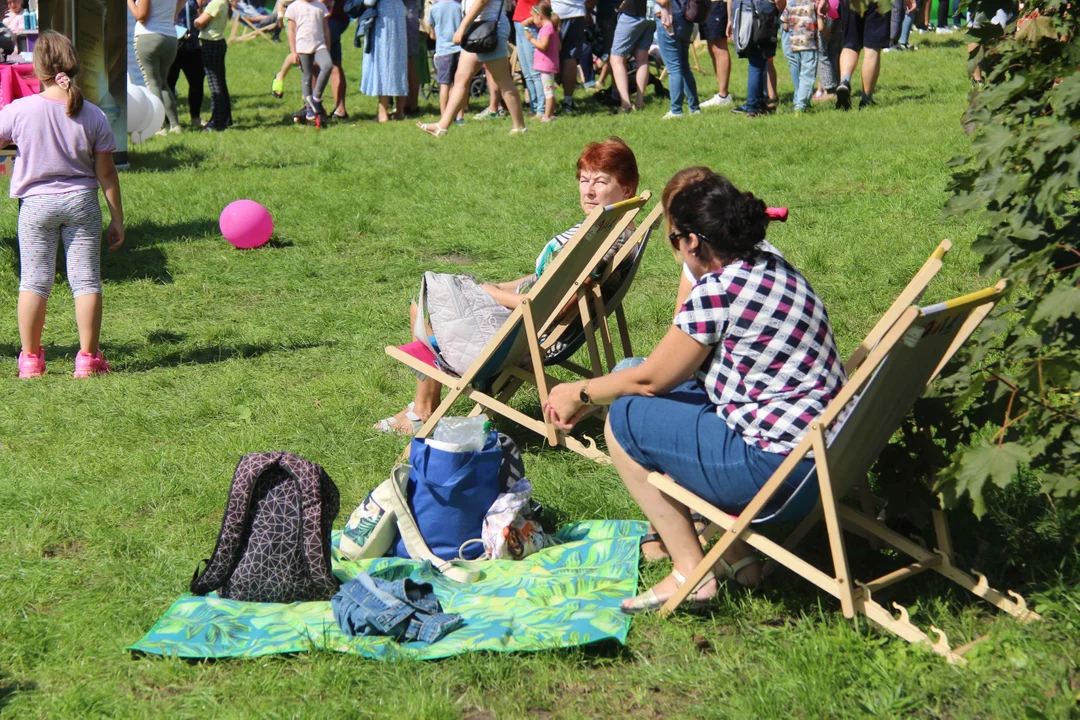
[361,0,409,97]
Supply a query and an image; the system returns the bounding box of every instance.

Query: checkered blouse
[674,246,846,454]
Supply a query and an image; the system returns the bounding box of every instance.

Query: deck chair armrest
[384,345,460,387]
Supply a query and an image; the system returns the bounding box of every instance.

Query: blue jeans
[781,30,817,111]
[515,21,544,115]
[745,43,769,112]
[898,5,916,44]
[654,11,698,114]
[608,381,817,517]
[331,571,464,644]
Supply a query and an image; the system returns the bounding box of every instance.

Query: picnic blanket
[129,519,646,661]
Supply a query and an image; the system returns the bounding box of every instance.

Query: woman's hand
[659,7,674,35]
[106,220,125,252]
[544,382,587,431]
[453,28,465,46]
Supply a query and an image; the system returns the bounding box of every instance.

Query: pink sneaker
[17,349,46,378]
[73,350,112,379]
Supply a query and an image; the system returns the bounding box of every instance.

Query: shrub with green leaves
[915,0,1080,516]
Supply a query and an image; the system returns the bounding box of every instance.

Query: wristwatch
[579,381,592,405]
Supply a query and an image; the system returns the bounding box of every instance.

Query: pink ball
[220,200,273,249]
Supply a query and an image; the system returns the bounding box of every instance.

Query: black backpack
[190,452,340,603]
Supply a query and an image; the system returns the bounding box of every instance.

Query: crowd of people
[125,0,971,134]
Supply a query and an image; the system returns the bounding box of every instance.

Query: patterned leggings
[201,39,232,128]
[18,189,103,299]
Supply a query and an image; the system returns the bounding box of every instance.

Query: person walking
[698,0,734,108]
[832,0,888,109]
[194,0,232,130]
[130,0,184,133]
[512,0,545,117]
[416,0,526,135]
[781,0,817,111]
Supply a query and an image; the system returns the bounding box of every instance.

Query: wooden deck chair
[648,281,1040,663]
[228,12,281,43]
[539,201,665,379]
[385,194,650,463]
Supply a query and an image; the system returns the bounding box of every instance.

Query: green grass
[2,33,1078,718]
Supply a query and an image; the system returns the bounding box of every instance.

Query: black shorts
[560,16,587,61]
[840,0,890,50]
[700,0,728,42]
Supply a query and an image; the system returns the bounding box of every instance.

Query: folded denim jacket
[331,570,464,644]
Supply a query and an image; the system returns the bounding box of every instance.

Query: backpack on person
[190,452,341,603]
[684,0,712,24]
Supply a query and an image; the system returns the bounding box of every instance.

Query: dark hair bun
[667,173,768,263]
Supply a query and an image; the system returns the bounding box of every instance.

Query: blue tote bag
[393,431,503,561]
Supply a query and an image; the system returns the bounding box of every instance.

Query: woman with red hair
[375,138,639,435]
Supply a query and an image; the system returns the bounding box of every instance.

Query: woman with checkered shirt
[544,168,846,614]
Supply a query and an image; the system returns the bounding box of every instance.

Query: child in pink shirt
[0,32,124,379]
[526,2,560,121]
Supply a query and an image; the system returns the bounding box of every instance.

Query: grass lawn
[2,31,1078,718]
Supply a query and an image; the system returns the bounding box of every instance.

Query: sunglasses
[668,230,706,250]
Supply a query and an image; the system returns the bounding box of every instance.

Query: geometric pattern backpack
[190,452,340,603]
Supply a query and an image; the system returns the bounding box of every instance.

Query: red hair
[577,137,639,196]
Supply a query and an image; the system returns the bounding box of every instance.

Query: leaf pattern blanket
[130,520,646,660]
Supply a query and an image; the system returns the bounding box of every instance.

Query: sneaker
[561,101,574,114]
[473,110,500,120]
[73,350,111,379]
[541,115,555,122]
[836,80,851,110]
[17,349,45,379]
[661,110,683,119]
[292,107,308,124]
[859,94,877,109]
[700,93,734,108]
[689,108,702,115]
[308,97,328,128]
[731,104,750,114]
[271,76,284,98]
[900,42,917,51]
[168,125,182,134]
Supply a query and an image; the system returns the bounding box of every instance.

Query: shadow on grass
[127,144,208,173]
[0,673,36,712]
[0,339,332,372]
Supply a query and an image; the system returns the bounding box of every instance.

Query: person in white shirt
[129,0,185,133]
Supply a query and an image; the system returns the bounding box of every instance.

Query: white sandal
[374,402,424,436]
[719,555,761,589]
[622,569,716,615]
[417,122,447,137]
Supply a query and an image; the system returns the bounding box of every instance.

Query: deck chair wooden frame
[229,13,280,43]
[648,280,1040,663]
[386,194,650,463]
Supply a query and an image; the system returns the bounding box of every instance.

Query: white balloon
[127,83,150,137]
[131,86,165,144]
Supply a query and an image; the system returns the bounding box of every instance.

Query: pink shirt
[0,95,116,199]
[532,23,559,74]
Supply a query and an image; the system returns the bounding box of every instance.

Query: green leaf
[955,441,1031,517]
[1031,284,1080,325]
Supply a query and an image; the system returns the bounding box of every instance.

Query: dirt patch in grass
[42,540,86,559]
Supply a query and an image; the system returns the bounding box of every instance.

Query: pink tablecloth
[0,63,40,111]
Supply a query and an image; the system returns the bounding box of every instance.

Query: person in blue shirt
[428,0,465,124]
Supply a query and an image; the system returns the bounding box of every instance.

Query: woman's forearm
[583,327,711,405]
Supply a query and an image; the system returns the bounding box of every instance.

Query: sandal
[719,555,761,589]
[374,402,424,436]
[639,514,711,560]
[271,76,284,99]
[417,122,447,136]
[508,126,528,136]
[622,569,716,615]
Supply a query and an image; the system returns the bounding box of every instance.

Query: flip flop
[374,402,424,436]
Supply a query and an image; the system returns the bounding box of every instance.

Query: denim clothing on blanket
[331,570,464,644]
